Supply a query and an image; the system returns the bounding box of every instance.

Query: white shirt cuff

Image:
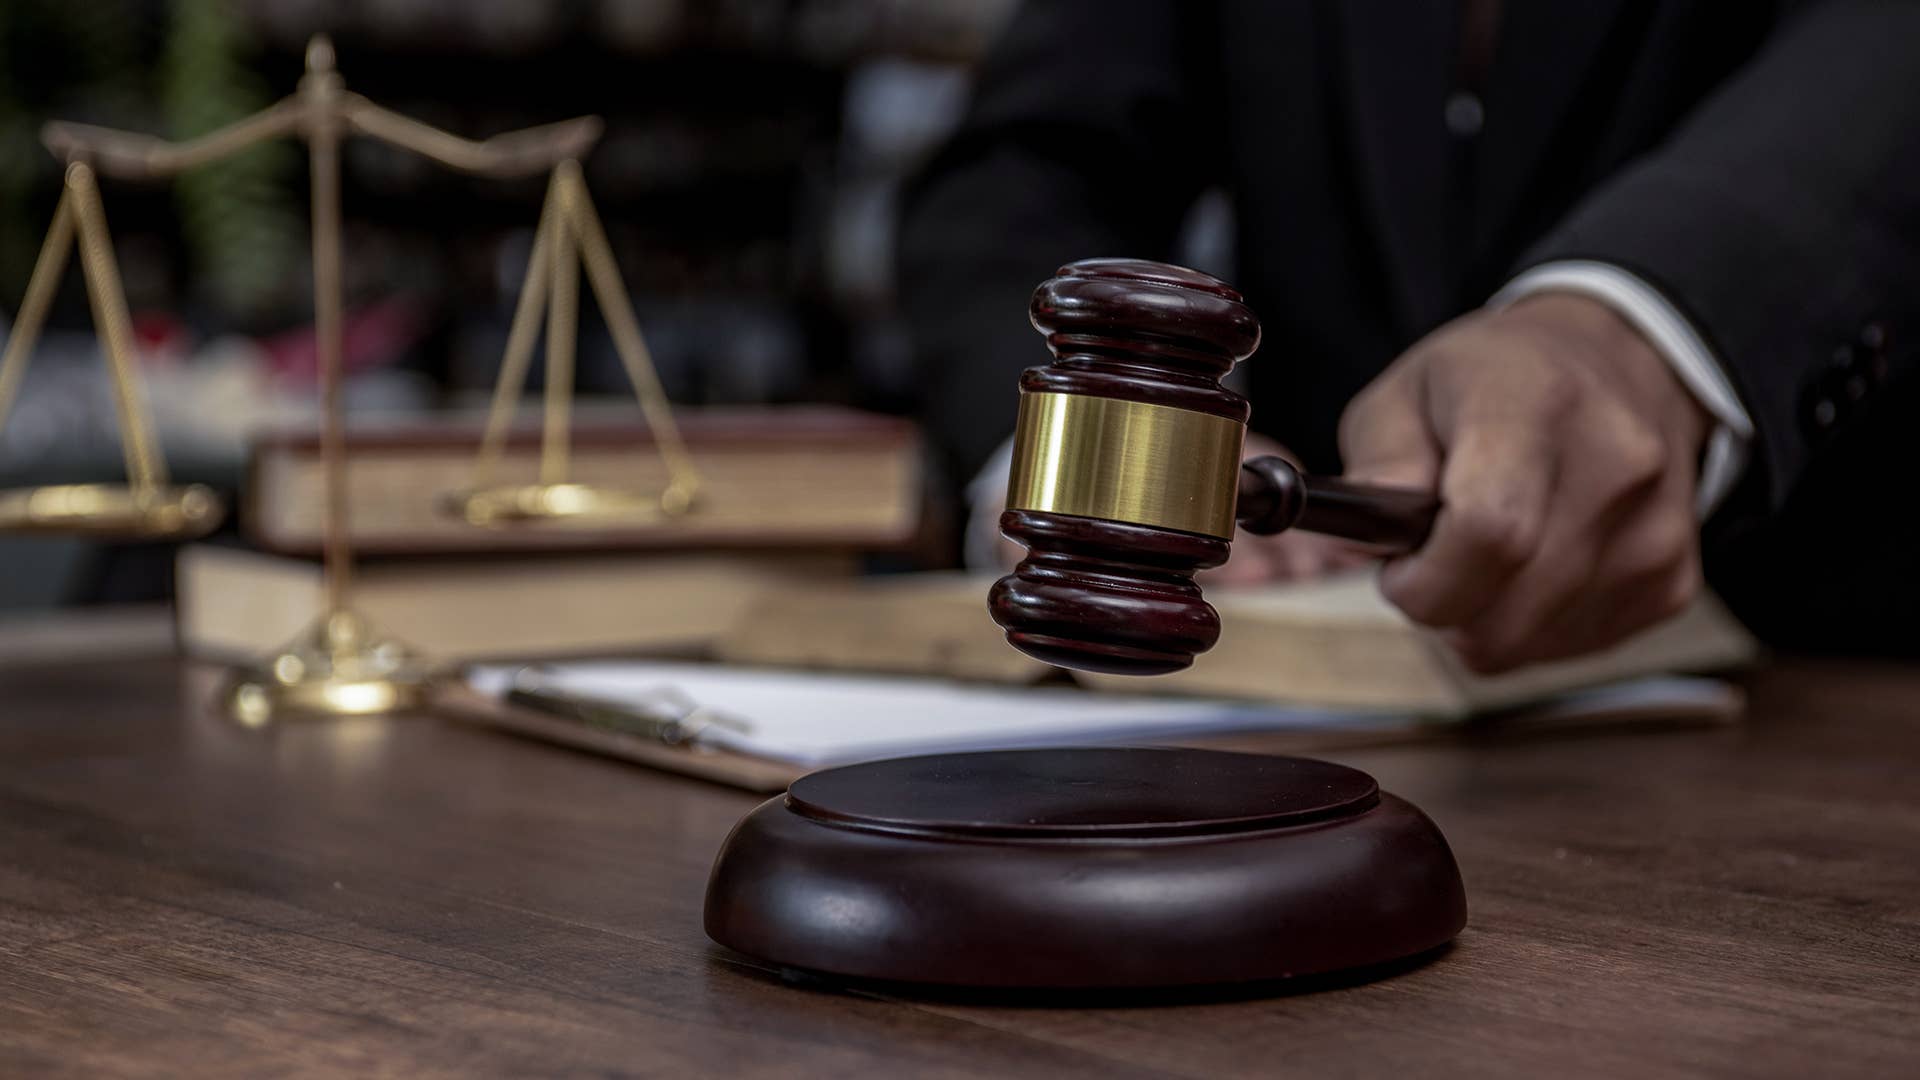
[964,437,1016,571]
[1489,260,1754,518]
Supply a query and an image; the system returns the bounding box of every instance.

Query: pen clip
[504,667,753,747]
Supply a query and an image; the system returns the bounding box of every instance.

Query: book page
[1212,570,1406,624]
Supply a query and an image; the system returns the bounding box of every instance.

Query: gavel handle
[1236,455,1439,553]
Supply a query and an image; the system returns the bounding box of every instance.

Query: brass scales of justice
[0,35,701,722]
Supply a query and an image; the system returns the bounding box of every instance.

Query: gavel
[989,258,1441,675]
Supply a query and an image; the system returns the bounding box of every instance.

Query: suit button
[1857,322,1891,382]
[1801,362,1857,439]
[1859,321,1887,353]
[1801,378,1836,434]
[1444,91,1484,136]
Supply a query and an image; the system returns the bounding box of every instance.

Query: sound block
[704,748,1466,989]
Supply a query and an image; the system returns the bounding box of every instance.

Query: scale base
[0,483,223,539]
[223,609,434,725]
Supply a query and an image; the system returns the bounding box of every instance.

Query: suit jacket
[899,0,1920,653]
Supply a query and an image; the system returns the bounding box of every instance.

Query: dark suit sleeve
[1516,1,1920,515]
[898,0,1218,488]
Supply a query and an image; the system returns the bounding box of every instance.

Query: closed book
[245,405,924,556]
[176,544,853,664]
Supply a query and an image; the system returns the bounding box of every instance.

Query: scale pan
[0,483,223,540]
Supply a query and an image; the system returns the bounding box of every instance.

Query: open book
[717,571,1759,717]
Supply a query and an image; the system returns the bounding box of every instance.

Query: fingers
[1204,534,1281,586]
[1378,414,1560,630]
[1483,475,1702,669]
[1205,530,1377,587]
[1338,369,1442,493]
[1348,297,1713,674]
[1460,532,1699,672]
[1429,400,1672,669]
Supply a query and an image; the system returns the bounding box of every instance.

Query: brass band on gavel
[1004,391,1246,541]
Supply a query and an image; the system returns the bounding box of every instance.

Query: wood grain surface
[1,650,1916,1077]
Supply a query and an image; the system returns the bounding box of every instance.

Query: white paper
[467,661,1405,766]
[466,661,1734,768]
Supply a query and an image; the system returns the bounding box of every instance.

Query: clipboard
[432,662,1744,795]
[433,679,804,792]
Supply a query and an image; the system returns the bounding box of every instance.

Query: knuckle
[1380,577,1445,628]
[1617,520,1690,582]
[1656,561,1701,620]
[1619,511,1699,587]
[1651,508,1699,555]
[1335,402,1368,453]
[1426,341,1479,375]
[1340,377,1403,440]
[1448,612,1534,673]
[1610,424,1668,489]
[1455,635,1523,675]
[1452,506,1542,568]
[1528,365,1586,421]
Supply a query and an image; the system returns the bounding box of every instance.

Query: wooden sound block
[704,748,1467,990]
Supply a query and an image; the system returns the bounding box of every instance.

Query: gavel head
[988,258,1260,675]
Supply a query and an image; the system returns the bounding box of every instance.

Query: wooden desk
[2,643,1916,1077]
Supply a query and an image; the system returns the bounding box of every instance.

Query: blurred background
[0,0,1020,610]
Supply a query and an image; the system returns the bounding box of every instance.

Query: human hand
[1337,293,1711,673]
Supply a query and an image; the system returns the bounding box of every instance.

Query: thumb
[1337,371,1441,493]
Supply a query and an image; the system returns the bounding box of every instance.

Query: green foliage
[159,0,302,319]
